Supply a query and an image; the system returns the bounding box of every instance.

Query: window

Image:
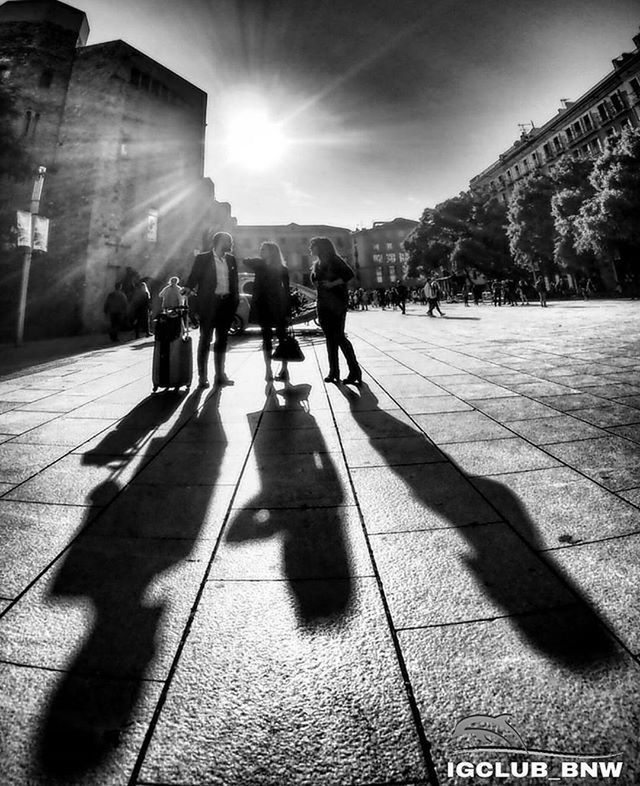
[386,242,393,251]
[389,267,397,283]
[610,92,624,113]
[630,78,640,99]
[553,135,562,153]
[514,164,520,177]
[506,169,512,181]
[532,151,539,166]
[375,266,383,284]
[373,243,380,251]
[373,254,383,263]
[543,142,552,158]
[385,253,396,264]
[566,127,574,142]
[583,114,593,131]
[597,102,610,122]
[39,69,53,88]
[572,120,582,137]
[582,144,590,157]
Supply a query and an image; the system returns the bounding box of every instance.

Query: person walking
[244,241,291,382]
[310,236,362,385]
[184,230,239,388]
[103,283,128,342]
[535,275,548,308]
[424,278,445,317]
[159,276,185,311]
[517,278,529,306]
[396,281,408,314]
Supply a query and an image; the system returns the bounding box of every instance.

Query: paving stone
[10,416,115,447]
[0,661,162,785]
[411,411,514,444]
[138,579,428,786]
[582,382,640,398]
[544,436,640,491]
[0,501,91,597]
[441,438,560,476]
[618,488,640,507]
[130,441,248,486]
[351,463,497,533]
[535,392,609,411]
[333,407,419,440]
[325,383,398,412]
[436,381,514,399]
[505,414,606,444]
[0,443,71,484]
[3,454,147,506]
[213,506,373,581]
[507,380,580,397]
[373,374,446,398]
[0,388,56,403]
[0,534,211,679]
[18,393,96,413]
[471,396,560,421]
[570,404,640,428]
[235,450,354,509]
[474,467,640,549]
[401,395,473,415]
[616,394,640,410]
[0,409,58,435]
[550,535,640,654]
[608,424,640,444]
[370,523,573,629]
[0,401,20,414]
[399,611,638,785]
[342,434,443,467]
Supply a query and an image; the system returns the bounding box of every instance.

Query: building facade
[232,223,353,288]
[0,0,233,339]
[352,218,418,290]
[469,28,640,204]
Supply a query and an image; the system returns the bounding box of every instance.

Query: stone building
[232,222,353,288]
[0,0,234,339]
[352,218,418,290]
[469,28,640,204]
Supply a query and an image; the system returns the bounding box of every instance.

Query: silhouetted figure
[103,283,128,342]
[310,236,362,385]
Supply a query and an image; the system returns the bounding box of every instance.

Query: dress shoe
[342,375,362,386]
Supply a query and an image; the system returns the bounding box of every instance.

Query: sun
[225,104,289,171]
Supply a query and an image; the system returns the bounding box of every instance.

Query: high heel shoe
[342,374,362,386]
[324,374,340,383]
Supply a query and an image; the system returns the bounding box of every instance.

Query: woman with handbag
[309,236,362,385]
[243,242,292,381]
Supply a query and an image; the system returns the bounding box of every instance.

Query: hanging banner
[16,211,32,247]
[33,216,50,252]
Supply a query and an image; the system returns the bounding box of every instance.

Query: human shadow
[339,382,619,670]
[36,386,228,779]
[225,383,354,629]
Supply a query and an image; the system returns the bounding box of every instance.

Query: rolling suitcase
[152,308,193,392]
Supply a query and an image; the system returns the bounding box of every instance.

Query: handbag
[272,327,305,362]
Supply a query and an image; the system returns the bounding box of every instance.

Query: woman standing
[244,242,291,381]
[309,236,362,385]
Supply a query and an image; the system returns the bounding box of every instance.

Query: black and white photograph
[0,0,639,784]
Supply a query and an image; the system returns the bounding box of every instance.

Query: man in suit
[185,230,239,388]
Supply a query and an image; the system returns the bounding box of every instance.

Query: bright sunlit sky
[76,0,638,228]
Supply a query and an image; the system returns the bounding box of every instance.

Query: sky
[75,0,638,228]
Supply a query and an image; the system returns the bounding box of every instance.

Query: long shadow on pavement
[225,383,354,628]
[340,382,619,670]
[35,386,227,779]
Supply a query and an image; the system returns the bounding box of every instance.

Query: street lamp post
[16,165,46,346]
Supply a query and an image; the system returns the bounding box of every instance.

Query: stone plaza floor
[0,298,639,785]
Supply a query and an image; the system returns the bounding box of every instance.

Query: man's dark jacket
[186,251,239,321]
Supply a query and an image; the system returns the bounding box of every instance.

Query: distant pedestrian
[159,276,185,311]
[517,279,529,305]
[535,275,548,307]
[397,281,408,314]
[103,283,128,342]
[310,236,362,385]
[130,279,151,338]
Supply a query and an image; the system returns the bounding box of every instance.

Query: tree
[507,172,556,274]
[406,190,511,279]
[574,127,640,269]
[0,82,31,181]
[551,157,596,272]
